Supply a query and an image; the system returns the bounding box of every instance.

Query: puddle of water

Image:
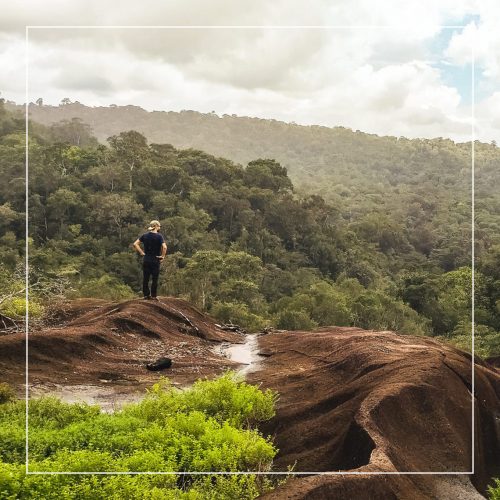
[223,334,262,375]
[27,335,264,410]
[29,384,144,413]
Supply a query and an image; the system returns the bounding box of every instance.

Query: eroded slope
[251,328,499,498]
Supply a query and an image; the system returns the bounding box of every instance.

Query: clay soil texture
[252,327,500,499]
[1,299,499,499]
[0,297,243,396]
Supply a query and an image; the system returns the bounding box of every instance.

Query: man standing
[133,220,167,300]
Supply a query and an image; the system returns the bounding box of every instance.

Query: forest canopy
[1,100,499,357]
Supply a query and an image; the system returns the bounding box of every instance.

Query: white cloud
[476,91,500,140]
[0,0,498,142]
[445,1,500,82]
[0,34,26,97]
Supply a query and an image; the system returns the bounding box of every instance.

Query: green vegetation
[489,479,500,500]
[1,100,499,357]
[0,383,15,404]
[0,264,65,324]
[0,373,278,499]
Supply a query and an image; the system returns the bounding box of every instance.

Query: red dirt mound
[1,300,498,497]
[0,297,242,390]
[487,355,500,368]
[250,328,500,499]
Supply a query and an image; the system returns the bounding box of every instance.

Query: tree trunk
[129,163,134,191]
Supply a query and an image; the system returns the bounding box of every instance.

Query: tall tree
[108,131,149,191]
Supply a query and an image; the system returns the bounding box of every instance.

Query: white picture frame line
[24,24,475,476]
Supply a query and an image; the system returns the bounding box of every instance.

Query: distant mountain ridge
[8,101,479,186]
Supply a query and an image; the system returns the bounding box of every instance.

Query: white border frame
[24,24,475,476]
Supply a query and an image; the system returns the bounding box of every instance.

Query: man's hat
[148,220,161,230]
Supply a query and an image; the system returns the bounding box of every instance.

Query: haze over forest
[10,99,498,194]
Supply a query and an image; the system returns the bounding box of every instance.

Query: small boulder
[146,357,172,371]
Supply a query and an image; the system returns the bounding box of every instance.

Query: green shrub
[0,373,278,499]
[75,275,135,300]
[489,478,500,499]
[212,302,268,332]
[271,279,429,335]
[0,383,15,404]
[276,309,318,330]
[439,323,500,358]
[0,297,45,319]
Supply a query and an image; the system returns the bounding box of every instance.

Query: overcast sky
[1,0,499,142]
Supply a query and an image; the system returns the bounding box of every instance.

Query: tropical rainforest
[1,99,499,358]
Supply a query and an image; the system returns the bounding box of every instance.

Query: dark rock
[146,357,172,371]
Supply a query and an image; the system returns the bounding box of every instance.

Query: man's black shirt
[139,232,165,263]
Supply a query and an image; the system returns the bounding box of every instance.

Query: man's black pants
[143,260,160,298]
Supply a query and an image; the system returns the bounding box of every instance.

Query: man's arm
[133,238,145,256]
[158,242,167,261]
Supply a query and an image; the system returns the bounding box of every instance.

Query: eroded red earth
[0,298,498,498]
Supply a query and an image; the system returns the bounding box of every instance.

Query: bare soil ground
[252,327,500,499]
[0,297,243,393]
[0,299,499,498]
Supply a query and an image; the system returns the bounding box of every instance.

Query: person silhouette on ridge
[133,220,167,301]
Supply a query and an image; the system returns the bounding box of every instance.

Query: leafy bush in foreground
[489,478,500,499]
[0,383,15,405]
[0,373,278,499]
[0,298,45,320]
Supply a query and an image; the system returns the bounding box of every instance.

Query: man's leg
[143,262,152,298]
[150,263,160,298]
